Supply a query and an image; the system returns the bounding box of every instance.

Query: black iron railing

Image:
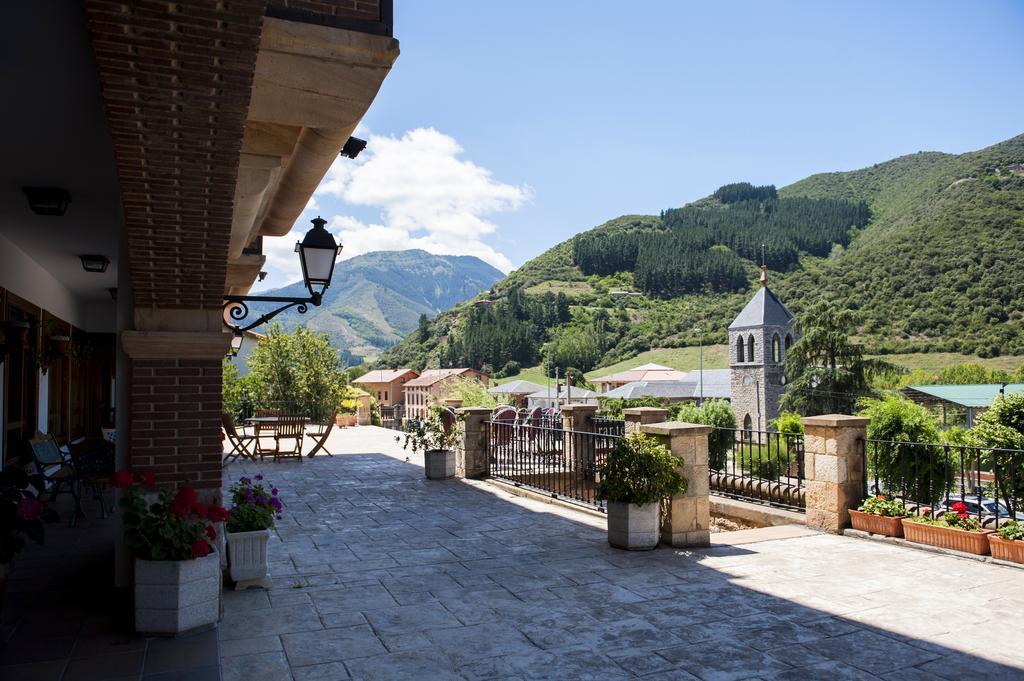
[485,420,620,511]
[379,405,404,431]
[709,427,805,511]
[592,417,626,438]
[862,439,1022,525]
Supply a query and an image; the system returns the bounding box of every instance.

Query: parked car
[935,497,1016,520]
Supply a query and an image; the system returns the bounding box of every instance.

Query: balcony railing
[709,427,806,511]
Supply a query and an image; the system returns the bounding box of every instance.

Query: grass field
[494,347,1024,388]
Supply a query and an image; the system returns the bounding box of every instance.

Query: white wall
[0,233,102,330]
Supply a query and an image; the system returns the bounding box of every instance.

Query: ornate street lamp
[223,216,342,334]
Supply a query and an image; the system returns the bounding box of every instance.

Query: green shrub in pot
[597,434,687,504]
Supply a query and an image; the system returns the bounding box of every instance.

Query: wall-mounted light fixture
[80,254,110,273]
[340,137,367,159]
[23,187,71,216]
[223,216,342,334]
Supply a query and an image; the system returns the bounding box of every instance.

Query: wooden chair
[29,435,84,527]
[307,410,337,457]
[273,415,305,462]
[222,413,256,464]
[254,408,281,460]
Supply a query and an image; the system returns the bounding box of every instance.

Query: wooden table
[245,416,332,457]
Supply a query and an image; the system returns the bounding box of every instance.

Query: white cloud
[254,127,527,289]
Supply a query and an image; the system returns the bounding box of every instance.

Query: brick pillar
[623,407,669,434]
[640,421,712,547]
[455,406,492,479]
[800,415,869,533]
[121,330,231,493]
[562,404,597,475]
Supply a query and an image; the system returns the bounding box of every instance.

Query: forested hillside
[376,134,1024,374]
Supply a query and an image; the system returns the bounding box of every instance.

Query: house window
[736,336,745,363]
[384,391,388,402]
[747,335,755,363]
[772,334,781,363]
[743,414,753,440]
[785,333,793,351]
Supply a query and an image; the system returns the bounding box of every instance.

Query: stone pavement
[221,426,1024,681]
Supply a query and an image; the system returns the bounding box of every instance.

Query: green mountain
[255,250,504,363]
[377,134,1024,374]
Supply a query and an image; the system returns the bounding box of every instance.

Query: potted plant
[49,334,71,355]
[398,407,459,479]
[596,434,688,550]
[114,469,230,634]
[989,520,1024,564]
[901,502,995,555]
[1,468,60,608]
[850,495,908,537]
[225,474,281,589]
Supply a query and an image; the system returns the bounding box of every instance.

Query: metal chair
[29,435,84,526]
[222,413,256,464]
[273,415,305,462]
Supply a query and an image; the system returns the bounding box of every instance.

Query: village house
[404,368,487,420]
[591,362,690,393]
[352,368,418,407]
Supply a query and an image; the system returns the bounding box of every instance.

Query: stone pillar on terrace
[800,414,870,533]
[640,421,712,547]
[561,404,598,475]
[455,406,492,479]
[624,407,669,434]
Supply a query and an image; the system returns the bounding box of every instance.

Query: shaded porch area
[219,426,1024,680]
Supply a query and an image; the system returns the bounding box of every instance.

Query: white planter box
[226,528,272,590]
[607,501,660,550]
[425,449,455,480]
[134,552,220,634]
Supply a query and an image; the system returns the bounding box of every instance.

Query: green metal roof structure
[901,383,1024,408]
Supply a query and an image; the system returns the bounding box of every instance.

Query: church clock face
[742,375,752,386]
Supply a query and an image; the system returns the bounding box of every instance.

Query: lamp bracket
[223,293,322,334]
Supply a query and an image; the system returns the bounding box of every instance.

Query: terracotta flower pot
[989,535,1024,564]
[849,509,904,537]
[901,519,994,555]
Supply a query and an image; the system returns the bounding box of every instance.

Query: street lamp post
[694,327,704,406]
[222,216,342,338]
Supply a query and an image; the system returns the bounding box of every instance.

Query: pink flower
[17,496,44,521]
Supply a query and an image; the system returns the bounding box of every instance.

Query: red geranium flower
[191,540,211,558]
[112,471,134,488]
[135,469,157,489]
[951,501,968,514]
[174,487,199,505]
[206,524,217,540]
[192,503,209,519]
[207,505,230,523]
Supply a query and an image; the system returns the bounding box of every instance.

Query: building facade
[404,369,487,420]
[728,268,798,435]
[352,369,418,407]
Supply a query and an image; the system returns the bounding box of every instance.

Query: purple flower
[271,487,279,496]
[269,497,283,511]
[244,488,254,502]
[255,474,263,481]
[239,476,251,485]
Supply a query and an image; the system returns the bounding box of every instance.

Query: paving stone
[812,630,944,675]
[343,648,462,681]
[362,602,463,635]
[311,585,399,614]
[292,661,351,680]
[221,651,291,681]
[655,642,794,681]
[218,603,323,640]
[219,634,283,658]
[281,626,387,666]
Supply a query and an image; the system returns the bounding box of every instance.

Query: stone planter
[226,529,272,590]
[989,535,1024,564]
[607,501,660,550]
[134,553,220,635]
[901,519,994,555]
[849,510,904,537]
[424,449,455,480]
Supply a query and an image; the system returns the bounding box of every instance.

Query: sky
[255,0,1024,289]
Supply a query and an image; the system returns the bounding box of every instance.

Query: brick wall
[129,360,224,490]
[84,0,268,311]
[267,0,382,22]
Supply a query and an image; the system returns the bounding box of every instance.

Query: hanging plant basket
[50,335,71,355]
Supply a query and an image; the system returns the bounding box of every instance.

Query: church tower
[728,266,797,435]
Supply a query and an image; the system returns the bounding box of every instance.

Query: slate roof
[601,369,732,400]
[728,286,795,330]
[526,386,598,400]
[488,380,546,395]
